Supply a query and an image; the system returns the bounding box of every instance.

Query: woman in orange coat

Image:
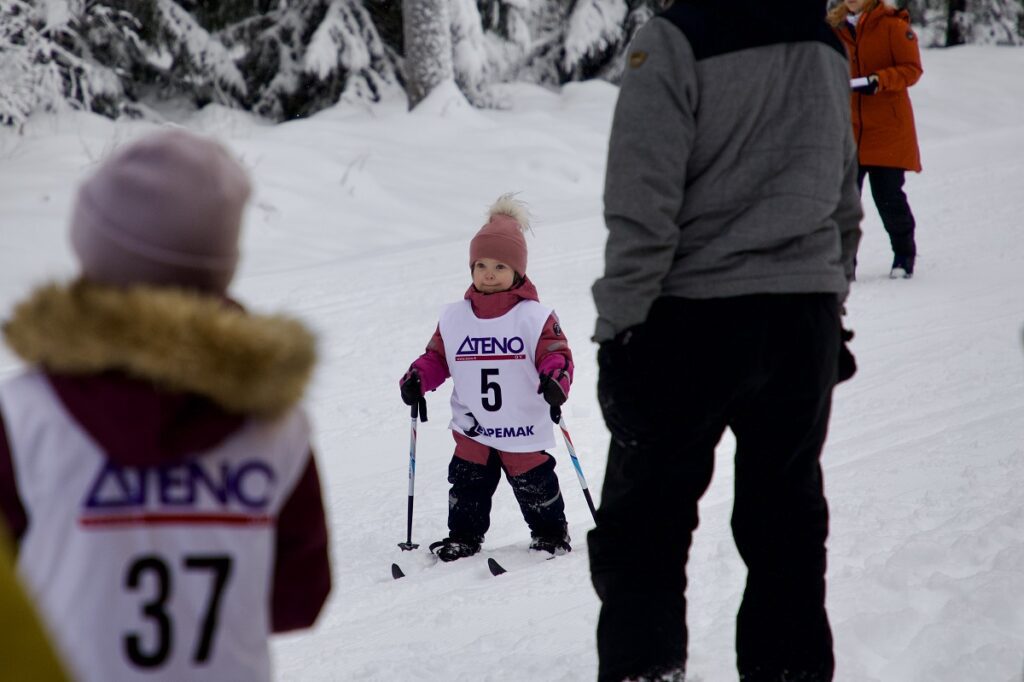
[830,0,923,278]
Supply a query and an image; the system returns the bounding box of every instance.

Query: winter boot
[429,536,482,563]
[529,527,572,556]
[889,254,914,279]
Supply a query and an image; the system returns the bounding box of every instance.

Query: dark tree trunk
[946,0,968,45]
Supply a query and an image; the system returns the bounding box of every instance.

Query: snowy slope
[2,46,1024,681]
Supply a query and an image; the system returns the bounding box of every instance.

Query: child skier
[399,194,574,562]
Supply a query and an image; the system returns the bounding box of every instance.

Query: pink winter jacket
[405,277,574,398]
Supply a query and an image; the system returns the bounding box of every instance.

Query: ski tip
[391,563,405,580]
[487,557,507,576]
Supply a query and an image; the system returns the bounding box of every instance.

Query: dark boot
[889,253,914,279]
[429,536,482,562]
[529,528,571,555]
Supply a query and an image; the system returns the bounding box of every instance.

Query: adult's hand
[596,326,651,448]
[851,74,879,95]
[838,327,857,383]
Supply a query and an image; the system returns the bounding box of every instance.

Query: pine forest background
[1,0,1022,128]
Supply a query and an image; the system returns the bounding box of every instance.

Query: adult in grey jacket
[588,1,862,681]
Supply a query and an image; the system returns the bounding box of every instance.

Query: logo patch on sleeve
[628,51,648,68]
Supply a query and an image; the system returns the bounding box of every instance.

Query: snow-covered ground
[2,45,1024,681]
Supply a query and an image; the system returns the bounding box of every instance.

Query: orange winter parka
[835,4,923,171]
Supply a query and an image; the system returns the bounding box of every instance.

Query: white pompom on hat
[69,128,252,294]
[469,193,531,276]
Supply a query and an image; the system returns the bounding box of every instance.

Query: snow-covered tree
[16,0,1019,128]
[402,0,454,109]
[146,0,248,105]
[477,0,571,85]
[492,0,659,86]
[0,0,131,127]
[450,0,494,103]
[860,0,1022,46]
[953,0,1024,44]
[562,0,629,79]
[307,0,398,104]
[212,1,399,119]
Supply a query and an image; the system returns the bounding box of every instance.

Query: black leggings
[857,165,916,259]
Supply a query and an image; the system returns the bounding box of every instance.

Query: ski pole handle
[412,396,427,422]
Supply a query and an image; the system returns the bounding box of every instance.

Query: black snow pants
[857,165,917,262]
[447,450,567,543]
[588,294,840,682]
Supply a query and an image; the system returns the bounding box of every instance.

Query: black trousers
[857,165,916,260]
[589,295,839,682]
[447,451,567,542]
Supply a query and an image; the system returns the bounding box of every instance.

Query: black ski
[487,557,507,576]
[391,563,405,580]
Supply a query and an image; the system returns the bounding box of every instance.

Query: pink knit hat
[70,129,251,294]
[469,194,530,276]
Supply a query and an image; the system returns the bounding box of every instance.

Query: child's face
[472,258,516,293]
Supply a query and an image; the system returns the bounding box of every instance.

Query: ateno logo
[456,335,526,360]
[84,460,276,511]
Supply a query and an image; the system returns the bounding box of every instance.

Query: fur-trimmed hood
[3,281,316,418]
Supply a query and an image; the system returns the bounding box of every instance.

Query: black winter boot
[889,254,914,279]
[429,536,482,562]
[530,527,572,555]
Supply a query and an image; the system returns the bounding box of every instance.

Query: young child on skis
[399,194,574,562]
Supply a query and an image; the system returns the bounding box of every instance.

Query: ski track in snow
[1,47,1023,681]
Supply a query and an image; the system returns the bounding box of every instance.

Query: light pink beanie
[70,129,251,294]
[469,194,530,276]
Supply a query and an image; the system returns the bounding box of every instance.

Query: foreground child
[400,195,574,561]
[0,130,330,681]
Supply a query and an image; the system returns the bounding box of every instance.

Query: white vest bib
[0,370,312,682]
[438,299,556,452]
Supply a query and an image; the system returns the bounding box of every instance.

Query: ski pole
[398,398,426,551]
[552,407,597,523]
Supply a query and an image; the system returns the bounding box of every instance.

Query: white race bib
[439,299,556,452]
[0,370,311,682]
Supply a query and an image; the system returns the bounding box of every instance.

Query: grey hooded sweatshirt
[593,1,863,342]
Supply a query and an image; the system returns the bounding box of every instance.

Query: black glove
[537,370,568,408]
[838,327,857,383]
[400,369,422,406]
[597,325,651,449]
[851,74,879,95]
